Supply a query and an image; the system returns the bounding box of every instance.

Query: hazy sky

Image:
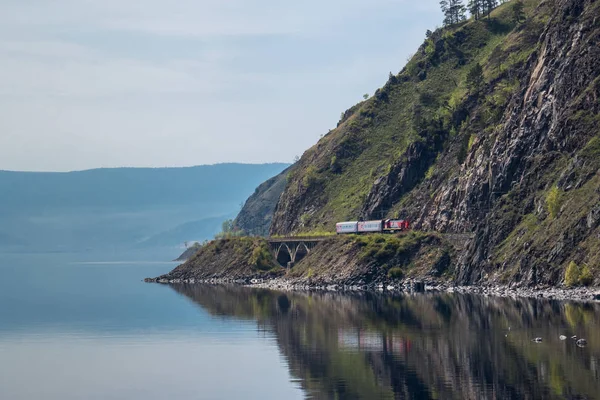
[0,0,441,172]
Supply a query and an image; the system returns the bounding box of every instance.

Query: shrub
[565,261,580,287]
[579,264,593,286]
[424,39,435,57]
[419,91,437,106]
[250,242,274,271]
[457,133,471,164]
[302,165,321,188]
[425,164,435,180]
[546,186,563,219]
[330,155,341,173]
[388,267,404,279]
[582,135,600,159]
[468,134,476,151]
[466,63,485,93]
[375,243,397,262]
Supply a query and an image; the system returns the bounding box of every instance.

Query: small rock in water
[559,335,567,340]
[576,339,587,347]
[532,337,543,343]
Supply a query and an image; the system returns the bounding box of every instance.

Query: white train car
[336,221,358,234]
[358,220,383,233]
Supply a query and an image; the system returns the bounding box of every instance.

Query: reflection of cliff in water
[171,285,600,400]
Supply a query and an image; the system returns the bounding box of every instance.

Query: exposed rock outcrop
[234,166,292,236]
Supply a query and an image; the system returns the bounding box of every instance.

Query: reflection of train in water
[337,329,411,353]
[336,219,410,234]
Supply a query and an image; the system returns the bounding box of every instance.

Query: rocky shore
[145,275,600,303]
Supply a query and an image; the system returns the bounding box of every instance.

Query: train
[335,219,410,234]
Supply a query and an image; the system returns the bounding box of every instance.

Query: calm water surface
[1,252,599,399]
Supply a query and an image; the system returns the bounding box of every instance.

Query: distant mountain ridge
[0,163,289,253]
[0,163,289,210]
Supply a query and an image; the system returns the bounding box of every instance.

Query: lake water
[1,252,599,399]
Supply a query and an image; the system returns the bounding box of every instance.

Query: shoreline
[145,277,600,303]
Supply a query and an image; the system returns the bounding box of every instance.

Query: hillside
[266,0,600,287]
[233,166,292,236]
[153,237,282,281]
[0,163,288,252]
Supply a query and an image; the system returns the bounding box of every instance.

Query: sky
[0,0,441,172]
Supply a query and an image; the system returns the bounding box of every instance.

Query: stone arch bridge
[268,237,327,268]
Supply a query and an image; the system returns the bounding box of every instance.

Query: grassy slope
[276,0,543,233]
[155,237,284,281]
[287,232,454,285]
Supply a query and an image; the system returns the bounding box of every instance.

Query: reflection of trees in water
[172,285,600,400]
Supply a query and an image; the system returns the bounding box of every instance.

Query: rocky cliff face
[420,0,600,285]
[234,166,291,236]
[270,0,600,286]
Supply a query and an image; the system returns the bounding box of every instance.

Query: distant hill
[135,214,236,248]
[0,163,288,253]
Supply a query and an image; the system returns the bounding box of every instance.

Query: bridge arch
[275,243,293,266]
[269,238,323,268]
[293,242,310,264]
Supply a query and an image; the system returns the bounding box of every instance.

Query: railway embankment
[148,233,600,302]
[148,232,455,287]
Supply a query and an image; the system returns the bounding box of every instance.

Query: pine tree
[483,0,498,18]
[511,0,525,23]
[468,0,483,21]
[440,0,451,25]
[466,63,484,93]
[441,0,466,25]
[449,0,467,24]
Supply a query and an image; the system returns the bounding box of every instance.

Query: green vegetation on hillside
[158,237,283,281]
[275,0,544,233]
[281,232,454,284]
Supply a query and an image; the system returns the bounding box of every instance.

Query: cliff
[268,0,600,287]
[233,166,292,236]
